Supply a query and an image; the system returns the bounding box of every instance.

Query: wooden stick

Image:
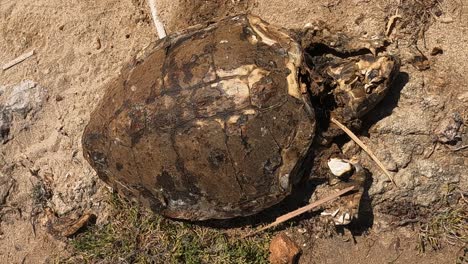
[147,0,167,39]
[331,117,397,186]
[452,145,468,151]
[2,50,34,70]
[243,186,355,238]
[385,14,402,36]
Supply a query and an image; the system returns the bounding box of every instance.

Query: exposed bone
[320,208,340,217]
[336,212,351,225]
[247,15,302,100]
[337,213,345,224]
[323,209,352,225]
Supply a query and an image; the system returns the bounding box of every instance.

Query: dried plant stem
[2,50,34,70]
[386,14,402,36]
[331,117,397,186]
[147,0,166,39]
[243,186,355,237]
[452,145,468,151]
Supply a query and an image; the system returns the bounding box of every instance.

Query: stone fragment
[327,158,353,177]
[435,112,463,144]
[430,47,443,56]
[0,80,46,142]
[269,232,301,264]
[4,80,45,117]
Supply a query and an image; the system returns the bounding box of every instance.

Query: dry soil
[0,0,467,263]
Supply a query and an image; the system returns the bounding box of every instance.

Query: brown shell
[82,15,315,220]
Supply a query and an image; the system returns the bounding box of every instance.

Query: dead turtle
[82,14,399,221]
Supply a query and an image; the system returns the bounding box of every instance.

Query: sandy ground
[0,0,467,263]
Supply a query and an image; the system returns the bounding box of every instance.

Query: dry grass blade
[418,205,468,252]
[243,186,355,238]
[396,0,440,46]
[67,193,271,263]
[330,117,397,186]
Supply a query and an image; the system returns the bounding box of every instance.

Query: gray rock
[434,112,463,144]
[373,105,431,136]
[4,80,45,118]
[416,159,441,178]
[415,185,439,207]
[369,174,390,196]
[393,167,417,190]
[0,80,46,142]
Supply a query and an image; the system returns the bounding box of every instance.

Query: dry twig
[331,117,397,186]
[452,145,468,151]
[386,14,402,36]
[243,186,355,237]
[147,0,166,39]
[2,50,34,70]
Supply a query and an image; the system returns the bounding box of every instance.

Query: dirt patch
[169,0,253,30]
[0,0,467,263]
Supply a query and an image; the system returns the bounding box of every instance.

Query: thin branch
[2,50,34,70]
[451,145,468,151]
[243,186,355,237]
[147,0,167,39]
[331,117,397,186]
[386,14,402,36]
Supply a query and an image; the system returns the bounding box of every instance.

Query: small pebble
[269,233,301,264]
[327,158,353,177]
[94,37,101,50]
[430,47,443,56]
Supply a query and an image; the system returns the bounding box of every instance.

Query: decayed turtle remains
[82,15,398,221]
